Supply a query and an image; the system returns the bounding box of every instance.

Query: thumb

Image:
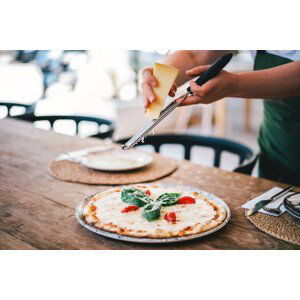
[186,65,210,77]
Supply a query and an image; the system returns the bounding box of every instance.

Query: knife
[57,145,114,162]
[247,185,293,216]
[122,53,233,150]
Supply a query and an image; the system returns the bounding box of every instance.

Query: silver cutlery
[247,185,293,216]
[58,145,114,162]
[263,201,285,215]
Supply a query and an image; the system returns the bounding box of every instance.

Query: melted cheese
[85,185,219,235]
[146,63,179,120]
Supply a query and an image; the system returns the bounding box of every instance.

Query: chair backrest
[17,114,114,139]
[117,133,255,170]
[0,102,35,118]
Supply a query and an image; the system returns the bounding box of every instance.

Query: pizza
[82,184,227,238]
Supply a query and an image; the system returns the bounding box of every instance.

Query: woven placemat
[245,211,300,246]
[50,154,178,185]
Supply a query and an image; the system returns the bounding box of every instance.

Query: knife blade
[246,199,273,216]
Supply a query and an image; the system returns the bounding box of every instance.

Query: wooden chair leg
[201,104,214,134]
[174,106,193,132]
[244,98,252,131]
[215,98,227,137]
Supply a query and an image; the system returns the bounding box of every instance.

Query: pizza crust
[83,184,227,238]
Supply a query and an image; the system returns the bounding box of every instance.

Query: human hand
[141,67,177,109]
[177,65,239,106]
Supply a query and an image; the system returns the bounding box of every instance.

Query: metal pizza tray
[75,184,231,244]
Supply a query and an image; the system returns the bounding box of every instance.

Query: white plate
[75,184,231,244]
[285,206,300,220]
[80,149,153,171]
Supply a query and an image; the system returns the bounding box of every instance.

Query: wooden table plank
[0,118,299,250]
[0,230,37,250]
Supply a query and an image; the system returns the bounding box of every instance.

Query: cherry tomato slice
[121,206,139,213]
[164,212,176,223]
[178,196,196,204]
[90,204,97,212]
[145,190,151,196]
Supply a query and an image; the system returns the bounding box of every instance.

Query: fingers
[143,83,155,101]
[186,65,210,77]
[143,96,151,109]
[169,84,177,97]
[142,68,157,87]
[142,68,158,108]
[188,76,218,97]
[177,95,203,106]
[169,90,175,97]
[201,77,218,96]
[142,84,154,109]
[189,80,205,96]
[177,75,222,106]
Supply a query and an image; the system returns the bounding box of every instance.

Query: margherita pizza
[83,184,227,238]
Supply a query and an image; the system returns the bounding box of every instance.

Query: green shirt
[254,51,300,185]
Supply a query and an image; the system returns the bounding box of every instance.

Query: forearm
[162,50,230,86]
[233,61,300,99]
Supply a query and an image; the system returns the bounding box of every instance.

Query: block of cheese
[146,63,179,120]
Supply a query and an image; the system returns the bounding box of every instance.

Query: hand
[178,65,239,106]
[141,67,177,109]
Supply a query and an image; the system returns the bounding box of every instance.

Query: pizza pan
[75,184,231,244]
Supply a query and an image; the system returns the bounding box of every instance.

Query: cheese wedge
[146,63,179,120]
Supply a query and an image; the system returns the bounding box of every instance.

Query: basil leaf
[142,203,161,222]
[157,193,181,206]
[121,188,150,207]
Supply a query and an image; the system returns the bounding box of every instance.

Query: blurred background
[0,50,262,174]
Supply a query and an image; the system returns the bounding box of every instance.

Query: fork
[263,202,284,215]
[263,186,293,215]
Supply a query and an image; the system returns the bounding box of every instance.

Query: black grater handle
[186,53,233,93]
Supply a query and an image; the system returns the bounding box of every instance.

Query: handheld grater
[122,53,233,150]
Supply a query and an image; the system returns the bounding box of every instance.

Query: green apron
[254,50,300,186]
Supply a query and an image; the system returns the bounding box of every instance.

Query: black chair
[0,101,35,118]
[1,100,114,139]
[117,133,258,175]
[17,114,115,139]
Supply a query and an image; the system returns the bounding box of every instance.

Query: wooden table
[0,119,299,250]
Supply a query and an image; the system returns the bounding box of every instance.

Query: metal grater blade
[122,93,189,150]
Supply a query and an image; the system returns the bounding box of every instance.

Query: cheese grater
[122,53,233,150]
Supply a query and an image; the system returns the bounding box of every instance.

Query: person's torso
[254,50,300,172]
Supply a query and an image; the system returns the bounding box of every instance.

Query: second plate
[81,149,153,171]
